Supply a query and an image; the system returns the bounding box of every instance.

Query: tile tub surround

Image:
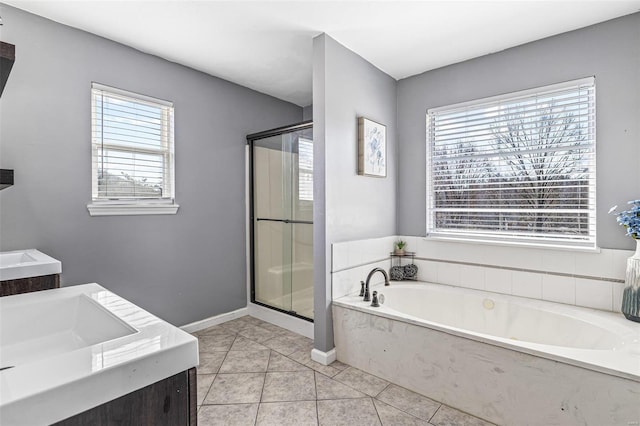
[331,236,397,299]
[193,315,493,425]
[332,301,640,426]
[332,235,634,312]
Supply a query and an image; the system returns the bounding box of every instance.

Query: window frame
[426,77,596,250]
[87,83,179,216]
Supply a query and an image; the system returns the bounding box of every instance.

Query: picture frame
[358,117,387,177]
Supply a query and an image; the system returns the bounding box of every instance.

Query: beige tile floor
[194,316,494,426]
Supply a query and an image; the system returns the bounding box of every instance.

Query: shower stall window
[248,122,313,321]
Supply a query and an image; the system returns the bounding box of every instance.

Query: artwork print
[358,117,386,177]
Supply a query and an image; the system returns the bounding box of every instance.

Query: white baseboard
[311,348,336,366]
[180,304,314,340]
[180,307,248,334]
[248,303,314,339]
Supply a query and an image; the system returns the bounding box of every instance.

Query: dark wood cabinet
[0,168,13,190]
[54,368,197,426]
[0,41,15,97]
[0,273,60,297]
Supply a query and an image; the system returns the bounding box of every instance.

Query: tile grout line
[204,334,231,406]
[333,254,626,283]
[199,374,216,408]
[339,371,441,423]
[374,382,444,423]
[252,396,258,426]
[312,368,320,425]
[253,369,260,426]
[251,349,270,426]
[414,256,625,283]
[371,396,384,425]
[216,335,236,373]
[374,382,391,398]
[429,404,442,423]
[200,401,269,407]
[258,350,271,403]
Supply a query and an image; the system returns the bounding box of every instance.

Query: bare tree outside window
[427,78,596,247]
[488,106,590,235]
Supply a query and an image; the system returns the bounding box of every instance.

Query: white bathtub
[333,281,640,425]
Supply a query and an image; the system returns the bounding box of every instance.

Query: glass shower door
[250,124,313,320]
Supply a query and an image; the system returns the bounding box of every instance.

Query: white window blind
[91,83,175,202]
[298,138,313,202]
[426,77,596,248]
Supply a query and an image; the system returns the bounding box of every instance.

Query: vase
[622,239,640,323]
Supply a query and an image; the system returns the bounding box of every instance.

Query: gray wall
[0,5,302,326]
[397,13,640,250]
[302,105,313,121]
[313,34,397,351]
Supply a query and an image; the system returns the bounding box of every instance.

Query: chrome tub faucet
[363,267,389,302]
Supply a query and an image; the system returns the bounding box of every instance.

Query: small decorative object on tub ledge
[610,200,640,323]
[394,240,406,255]
[389,266,404,281]
[389,247,418,281]
[403,263,418,279]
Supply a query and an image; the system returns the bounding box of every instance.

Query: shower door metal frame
[247,120,313,322]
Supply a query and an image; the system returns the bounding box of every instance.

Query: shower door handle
[256,218,313,224]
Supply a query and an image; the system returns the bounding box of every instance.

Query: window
[298,137,313,202]
[88,83,178,216]
[426,77,596,249]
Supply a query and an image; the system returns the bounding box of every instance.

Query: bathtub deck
[193,315,494,425]
[333,301,640,426]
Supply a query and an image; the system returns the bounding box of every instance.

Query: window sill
[87,202,180,217]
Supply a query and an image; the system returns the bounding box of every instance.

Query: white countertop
[0,249,62,281]
[0,283,199,425]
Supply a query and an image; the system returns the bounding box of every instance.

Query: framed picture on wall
[358,117,386,177]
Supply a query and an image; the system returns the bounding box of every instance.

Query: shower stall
[247,121,313,321]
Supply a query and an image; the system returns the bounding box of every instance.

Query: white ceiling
[5,1,640,106]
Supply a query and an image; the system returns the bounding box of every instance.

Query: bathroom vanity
[0,284,199,425]
[0,249,62,296]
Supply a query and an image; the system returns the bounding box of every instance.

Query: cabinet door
[0,274,60,297]
[54,369,195,426]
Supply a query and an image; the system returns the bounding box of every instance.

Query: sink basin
[0,249,62,281]
[0,252,36,267]
[0,284,198,425]
[1,293,136,369]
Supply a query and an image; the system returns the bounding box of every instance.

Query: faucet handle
[371,291,380,307]
[359,281,365,297]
